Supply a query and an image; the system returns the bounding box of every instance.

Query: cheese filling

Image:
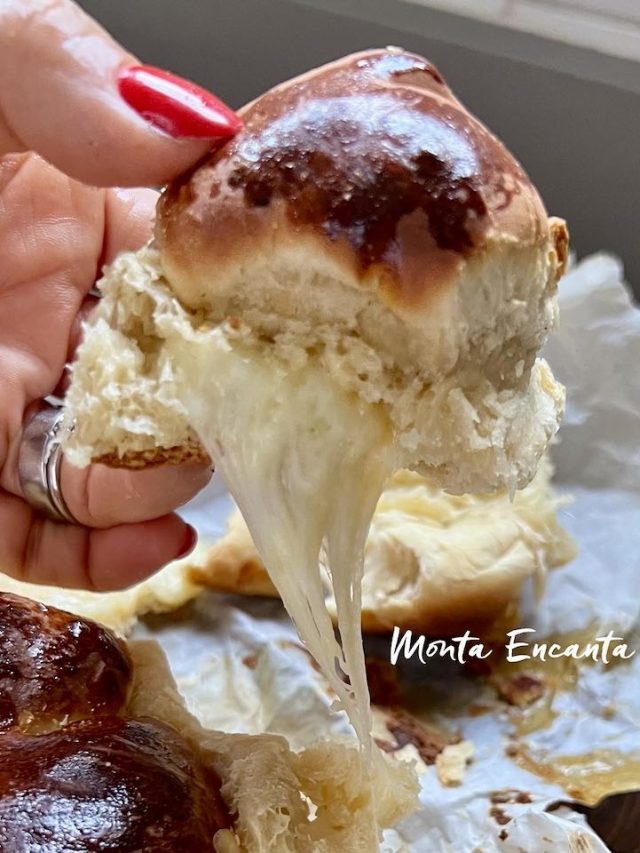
[63,245,560,763]
[63,248,399,752]
[165,323,395,748]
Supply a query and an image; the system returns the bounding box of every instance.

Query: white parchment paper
[139,253,640,852]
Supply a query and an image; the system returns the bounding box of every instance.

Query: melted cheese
[199,453,577,637]
[166,323,394,748]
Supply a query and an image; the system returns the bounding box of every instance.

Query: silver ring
[18,406,77,524]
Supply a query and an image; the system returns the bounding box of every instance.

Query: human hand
[0,0,241,591]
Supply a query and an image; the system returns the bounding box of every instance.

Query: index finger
[0,0,238,186]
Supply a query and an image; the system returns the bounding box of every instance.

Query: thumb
[0,0,241,187]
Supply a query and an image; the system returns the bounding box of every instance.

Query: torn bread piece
[194,455,576,636]
[0,587,418,853]
[65,50,567,493]
[436,741,475,786]
[127,640,419,853]
[62,48,568,823]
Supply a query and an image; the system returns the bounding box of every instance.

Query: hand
[0,0,241,591]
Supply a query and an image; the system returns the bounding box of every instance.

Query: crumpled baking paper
[138,253,640,852]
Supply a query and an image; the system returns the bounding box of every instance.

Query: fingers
[0,0,240,187]
[0,156,157,487]
[0,154,210,538]
[102,187,157,263]
[0,489,197,591]
[65,294,100,369]
[65,188,157,359]
[60,457,212,529]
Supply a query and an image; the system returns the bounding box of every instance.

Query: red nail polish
[176,524,198,560]
[118,65,242,140]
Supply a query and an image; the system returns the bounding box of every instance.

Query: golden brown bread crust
[359,595,517,639]
[189,554,278,598]
[549,216,569,277]
[82,48,567,472]
[194,538,516,638]
[188,513,279,597]
[94,439,210,470]
[158,48,552,313]
[0,592,131,734]
[0,717,230,850]
[0,595,232,845]
[195,514,518,636]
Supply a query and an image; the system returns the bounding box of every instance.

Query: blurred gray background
[80,0,640,297]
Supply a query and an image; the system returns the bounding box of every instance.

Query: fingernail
[176,524,198,560]
[118,65,242,140]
